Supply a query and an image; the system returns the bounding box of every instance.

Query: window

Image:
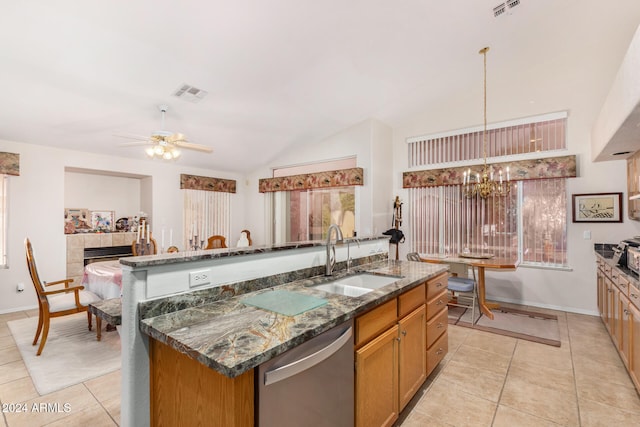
[183,189,230,250]
[407,113,568,268]
[271,158,357,243]
[0,175,6,267]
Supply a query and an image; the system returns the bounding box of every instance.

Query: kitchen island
[118,237,449,426]
[141,260,447,426]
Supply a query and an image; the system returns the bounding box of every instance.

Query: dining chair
[241,229,252,246]
[25,238,101,356]
[447,264,478,324]
[205,235,227,249]
[406,252,421,262]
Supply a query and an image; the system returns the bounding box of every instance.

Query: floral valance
[259,167,364,193]
[180,174,236,193]
[0,152,19,176]
[403,155,576,189]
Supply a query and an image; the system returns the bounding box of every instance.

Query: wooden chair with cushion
[241,229,252,246]
[25,238,101,356]
[205,235,227,249]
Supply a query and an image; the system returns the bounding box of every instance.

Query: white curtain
[183,189,230,249]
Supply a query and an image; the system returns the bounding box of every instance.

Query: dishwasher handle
[264,326,353,386]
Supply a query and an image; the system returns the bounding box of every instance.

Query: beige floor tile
[570,342,625,372]
[576,372,640,414]
[511,339,573,371]
[399,409,455,427]
[579,396,640,427]
[448,344,512,376]
[42,403,117,427]
[492,405,564,427]
[412,380,497,427]
[0,323,10,338]
[0,346,21,365]
[461,329,517,356]
[436,359,507,402]
[84,371,121,404]
[99,396,121,425]
[572,353,635,389]
[3,384,99,427]
[0,377,39,404]
[0,335,17,351]
[0,360,28,385]
[500,374,579,426]
[507,359,575,394]
[447,324,471,352]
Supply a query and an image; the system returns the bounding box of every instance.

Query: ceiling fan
[117,105,213,160]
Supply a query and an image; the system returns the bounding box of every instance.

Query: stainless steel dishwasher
[257,320,354,427]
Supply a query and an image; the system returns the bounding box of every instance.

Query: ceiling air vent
[506,0,520,10]
[493,3,506,17]
[172,84,208,103]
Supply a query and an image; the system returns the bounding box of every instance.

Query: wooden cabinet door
[597,267,605,319]
[629,302,640,390]
[621,293,632,368]
[355,325,399,427]
[612,282,622,349]
[398,305,427,411]
[603,276,611,332]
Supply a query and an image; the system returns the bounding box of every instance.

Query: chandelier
[462,47,510,199]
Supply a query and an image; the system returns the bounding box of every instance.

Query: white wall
[64,171,141,220]
[244,119,394,244]
[0,139,245,313]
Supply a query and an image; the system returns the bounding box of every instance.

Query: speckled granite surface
[120,236,381,268]
[139,259,448,378]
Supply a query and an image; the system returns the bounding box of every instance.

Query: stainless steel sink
[312,273,402,297]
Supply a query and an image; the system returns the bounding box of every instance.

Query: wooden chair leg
[87,310,92,331]
[36,312,50,356]
[32,306,44,346]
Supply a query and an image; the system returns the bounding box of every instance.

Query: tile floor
[1,306,640,426]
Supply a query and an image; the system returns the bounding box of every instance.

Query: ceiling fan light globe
[154,145,164,156]
[171,149,181,158]
[162,151,172,160]
[145,147,155,157]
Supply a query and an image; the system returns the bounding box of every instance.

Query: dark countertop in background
[594,243,639,282]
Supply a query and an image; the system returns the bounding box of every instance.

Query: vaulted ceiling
[2,1,640,172]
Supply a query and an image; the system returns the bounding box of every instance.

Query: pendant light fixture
[462,47,510,198]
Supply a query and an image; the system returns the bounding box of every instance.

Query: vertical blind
[408,116,567,168]
[183,189,230,249]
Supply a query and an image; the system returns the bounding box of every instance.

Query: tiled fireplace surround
[66,232,137,286]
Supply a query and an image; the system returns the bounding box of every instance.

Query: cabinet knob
[436,348,444,355]
[436,299,444,305]
[437,322,444,329]
[401,330,407,336]
[632,293,638,299]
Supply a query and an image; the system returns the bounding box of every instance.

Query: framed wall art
[572,193,623,223]
[91,210,115,231]
[64,208,91,230]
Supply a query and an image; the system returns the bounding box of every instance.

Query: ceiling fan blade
[118,141,154,147]
[113,133,152,141]
[174,140,213,153]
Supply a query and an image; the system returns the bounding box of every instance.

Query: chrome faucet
[325,224,344,276]
[347,238,361,272]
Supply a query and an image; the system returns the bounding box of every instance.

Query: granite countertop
[139,259,448,378]
[594,243,639,283]
[120,236,381,268]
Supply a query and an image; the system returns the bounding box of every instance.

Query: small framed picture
[572,193,623,223]
[91,210,115,231]
[64,208,91,229]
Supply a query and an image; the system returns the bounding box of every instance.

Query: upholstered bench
[88,298,122,341]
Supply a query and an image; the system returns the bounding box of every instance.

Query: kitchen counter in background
[139,258,447,378]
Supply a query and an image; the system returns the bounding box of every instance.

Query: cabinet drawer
[355,299,398,348]
[398,283,426,317]
[426,289,448,320]
[427,330,448,375]
[426,273,448,301]
[630,283,640,310]
[426,307,448,348]
[618,273,630,297]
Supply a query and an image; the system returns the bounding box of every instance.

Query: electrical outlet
[17,283,24,292]
[189,269,211,287]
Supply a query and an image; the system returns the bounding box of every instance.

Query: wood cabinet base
[150,338,254,427]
